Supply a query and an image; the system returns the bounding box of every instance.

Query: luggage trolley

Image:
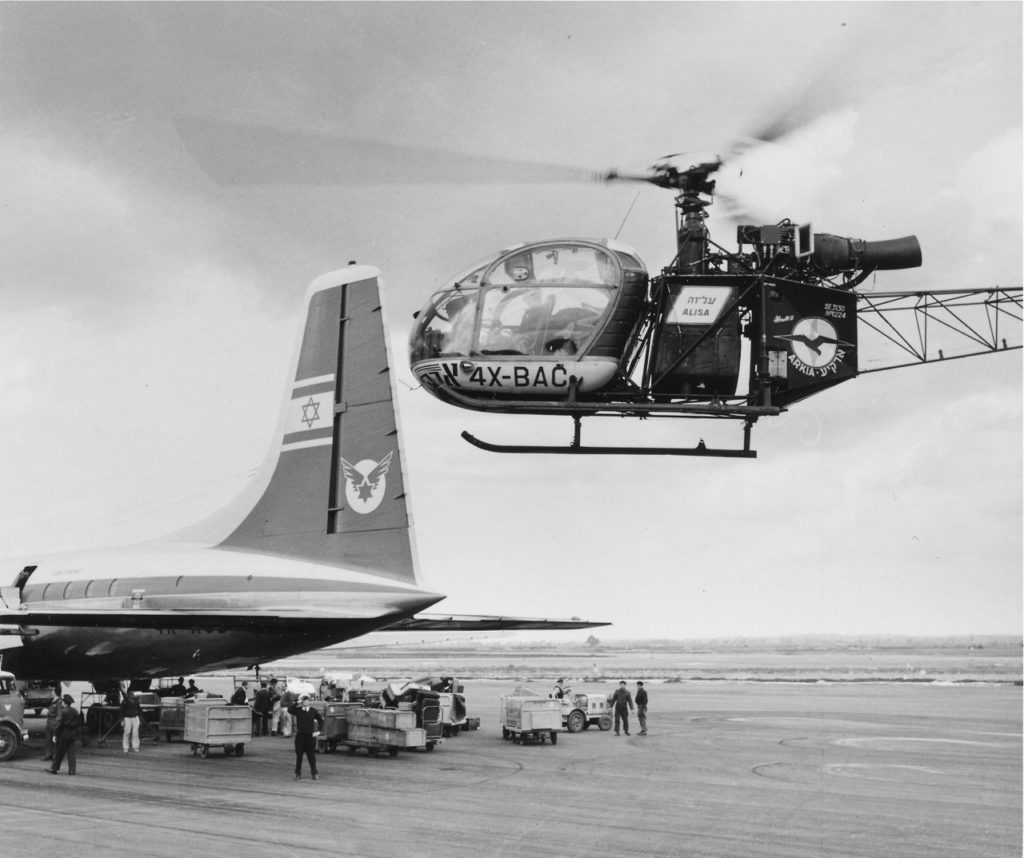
[184,702,252,758]
[344,708,429,756]
[500,696,562,745]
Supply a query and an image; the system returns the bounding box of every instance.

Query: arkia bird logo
[777,317,854,377]
[341,451,394,514]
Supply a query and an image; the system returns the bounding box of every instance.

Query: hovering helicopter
[175,116,1023,458]
[408,156,1021,456]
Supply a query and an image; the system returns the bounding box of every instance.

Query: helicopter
[175,118,1023,458]
[407,155,1021,456]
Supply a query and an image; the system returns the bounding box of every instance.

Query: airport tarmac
[1,681,1019,857]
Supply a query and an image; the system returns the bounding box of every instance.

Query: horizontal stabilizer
[380,613,609,632]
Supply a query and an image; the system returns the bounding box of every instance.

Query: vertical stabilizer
[217,265,419,585]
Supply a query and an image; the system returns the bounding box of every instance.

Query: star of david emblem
[300,397,321,429]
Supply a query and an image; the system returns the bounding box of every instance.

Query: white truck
[559,690,613,733]
[0,671,30,762]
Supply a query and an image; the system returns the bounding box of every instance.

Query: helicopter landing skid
[461,417,757,457]
[461,432,756,456]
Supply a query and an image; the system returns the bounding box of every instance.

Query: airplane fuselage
[1,544,442,681]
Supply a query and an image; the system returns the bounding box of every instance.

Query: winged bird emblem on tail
[341,451,394,514]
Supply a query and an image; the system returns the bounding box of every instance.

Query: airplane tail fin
[210,265,419,585]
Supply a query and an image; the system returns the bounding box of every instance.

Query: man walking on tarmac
[609,680,634,736]
[288,694,324,780]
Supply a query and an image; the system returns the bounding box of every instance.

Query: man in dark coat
[287,694,324,779]
[253,682,273,736]
[635,681,649,735]
[231,681,248,706]
[42,694,62,761]
[46,694,80,775]
[608,680,634,736]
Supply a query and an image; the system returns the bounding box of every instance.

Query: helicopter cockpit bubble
[409,239,649,401]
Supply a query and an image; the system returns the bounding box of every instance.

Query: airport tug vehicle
[560,690,613,733]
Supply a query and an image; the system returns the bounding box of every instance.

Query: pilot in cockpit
[504,252,533,283]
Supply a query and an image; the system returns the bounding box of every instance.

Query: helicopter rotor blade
[601,169,663,186]
[174,115,597,186]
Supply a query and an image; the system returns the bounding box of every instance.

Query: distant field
[257,637,1023,686]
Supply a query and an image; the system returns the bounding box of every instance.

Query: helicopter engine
[734,223,922,287]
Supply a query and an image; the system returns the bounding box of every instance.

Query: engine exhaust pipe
[813,234,922,271]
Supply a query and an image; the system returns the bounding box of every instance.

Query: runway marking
[752,760,949,784]
[823,763,945,777]
[836,736,1004,748]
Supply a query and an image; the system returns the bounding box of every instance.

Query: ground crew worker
[253,681,273,735]
[121,689,142,753]
[553,678,566,699]
[42,694,62,761]
[609,680,634,736]
[288,694,324,780]
[46,694,80,776]
[279,686,296,737]
[635,681,648,735]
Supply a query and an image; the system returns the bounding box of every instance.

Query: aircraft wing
[380,613,609,632]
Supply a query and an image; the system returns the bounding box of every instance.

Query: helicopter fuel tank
[409,239,648,403]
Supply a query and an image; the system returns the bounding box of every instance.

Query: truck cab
[559,689,613,733]
[0,671,29,761]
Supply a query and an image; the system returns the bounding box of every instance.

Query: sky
[0,2,1020,640]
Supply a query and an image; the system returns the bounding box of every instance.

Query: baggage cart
[500,696,562,745]
[438,692,468,736]
[343,708,432,755]
[318,702,361,752]
[158,697,186,742]
[184,702,251,758]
